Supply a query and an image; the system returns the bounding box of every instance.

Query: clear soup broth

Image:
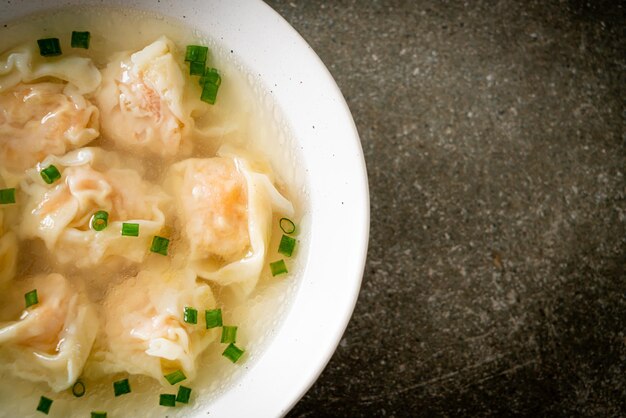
[0,6,306,418]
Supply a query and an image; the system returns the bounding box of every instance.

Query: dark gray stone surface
[264,0,625,416]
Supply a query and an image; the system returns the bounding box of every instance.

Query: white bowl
[0,1,369,416]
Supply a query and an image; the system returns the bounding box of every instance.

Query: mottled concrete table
[265,1,625,416]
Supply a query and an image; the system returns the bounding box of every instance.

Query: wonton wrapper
[0,43,101,94]
[87,268,218,385]
[19,147,169,267]
[96,36,202,157]
[0,44,101,174]
[167,146,294,298]
[0,273,98,392]
[0,210,17,288]
[0,82,100,174]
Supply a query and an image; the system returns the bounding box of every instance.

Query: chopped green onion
[37,38,62,57]
[150,236,169,255]
[270,259,288,276]
[205,308,223,329]
[189,61,205,76]
[184,307,198,324]
[0,188,16,204]
[279,217,296,234]
[91,412,107,418]
[164,370,186,385]
[201,82,219,105]
[221,326,238,344]
[222,343,245,363]
[72,380,86,397]
[113,378,131,397]
[36,396,53,414]
[199,68,221,87]
[25,289,38,308]
[40,165,61,184]
[278,234,296,257]
[159,393,176,407]
[121,222,139,237]
[71,31,90,49]
[90,211,109,231]
[176,385,192,404]
[199,67,221,105]
[184,45,208,63]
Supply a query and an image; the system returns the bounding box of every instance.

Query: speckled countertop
[264,1,626,416]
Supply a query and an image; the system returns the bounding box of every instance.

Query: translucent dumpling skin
[167,146,294,297]
[0,43,101,176]
[0,210,17,289]
[0,82,100,173]
[88,268,218,385]
[97,37,200,157]
[0,44,101,95]
[176,157,250,260]
[0,273,98,392]
[19,148,169,267]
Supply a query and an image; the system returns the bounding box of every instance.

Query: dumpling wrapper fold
[86,268,218,385]
[0,273,98,392]
[19,147,169,268]
[167,146,294,298]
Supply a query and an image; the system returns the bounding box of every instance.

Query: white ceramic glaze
[0,1,369,417]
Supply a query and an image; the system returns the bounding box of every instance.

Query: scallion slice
[91,412,107,418]
[164,370,186,385]
[279,217,296,234]
[90,211,109,231]
[72,380,86,397]
[37,38,62,57]
[25,289,38,308]
[200,82,219,105]
[40,165,61,184]
[222,343,244,363]
[36,396,53,414]
[184,307,198,324]
[113,378,131,397]
[278,234,296,257]
[220,326,237,344]
[121,223,139,237]
[184,45,208,63]
[0,188,16,204]
[176,385,192,404]
[205,308,223,329]
[159,393,176,407]
[189,61,205,76]
[150,236,169,255]
[269,259,288,276]
[199,68,221,87]
[71,31,90,49]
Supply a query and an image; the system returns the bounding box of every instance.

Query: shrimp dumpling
[174,157,249,260]
[167,146,294,297]
[0,43,101,175]
[19,148,169,267]
[0,82,100,174]
[97,37,200,157]
[88,268,218,385]
[0,273,98,392]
